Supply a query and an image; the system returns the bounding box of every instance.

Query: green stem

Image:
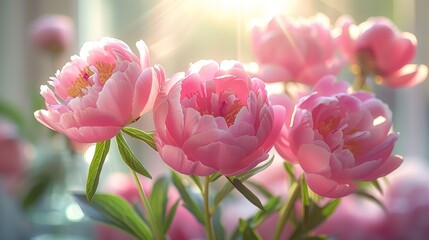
[132,171,164,240]
[203,176,216,240]
[273,180,301,240]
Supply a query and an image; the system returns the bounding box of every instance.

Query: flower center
[66,62,115,98]
[318,117,340,136]
[223,99,243,126]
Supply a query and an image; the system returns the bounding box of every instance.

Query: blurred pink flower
[34,37,164,143]
[30,14,75,53]
[285,76,402,197]
[94,173,204,240]
[251,14,343,85]
[337,15,428,88]
[0,119,26,194]
[372,160,429,240]
[315,194,384,240]
[154,60,286,176]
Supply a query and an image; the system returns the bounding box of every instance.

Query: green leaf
[21,175,52,210]
[226,176,264,211]
[355,190,387,212]
[190,175,203,192]
[74,193,153,239]
[0,99,25,132]
[116,132,151,179]
[239,219,261,240]
[283,162,296,183]
[164,199,180,234]
[213,156,274,209]
[171,171,204,223]
[300,177,310,222]
[149,177,169,232]
[86,140,111,202]
[290,199,340,240]
[122,127,157,151]
[239,155,275,180]
[248,196,281,227]
[371,180,383,195]
[210,173,222,182]
[246,180,274,199]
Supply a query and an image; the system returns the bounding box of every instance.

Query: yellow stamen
[66,62,115,98]
[224,100,243,126]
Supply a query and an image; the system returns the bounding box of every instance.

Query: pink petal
[136,40,150,68]
[157,144,217,176]
[361,155,403,181]
[297,144,331,174]
[306,174,358,198]
[194,142,245,170]
[64,125,122,143]
[382,64,428,88]
[256,64,292,83]
[96,71,134,124]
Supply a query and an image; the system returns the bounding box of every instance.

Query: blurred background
[0,0,428,239]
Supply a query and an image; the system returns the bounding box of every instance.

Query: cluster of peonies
[32,12,427,239]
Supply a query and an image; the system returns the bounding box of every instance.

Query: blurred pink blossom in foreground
[30,14,75,53]
[34,37,164,143]
[284,76,402,197]
[251,13,343,85]
[154,60,285,176]
[337,15,428,88]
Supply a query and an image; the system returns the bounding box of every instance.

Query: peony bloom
[251,13,343,85]
[272,77,349,163]
[284,76,402,198]
[30,14,75,53]
[34,37,164,143]
[337,15,428,88]
[154,60,285,176]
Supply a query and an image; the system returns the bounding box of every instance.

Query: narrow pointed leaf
[226,176,264,211]
[213,156,274,208]
[371,180,383,195]
[190,175,203,192]
[246,180,274,199]
[149,177,169,231]
[86,140,110,202]
[116,132,151,178]
[122,127,157,151]
[355,190,387,212]
[283,162,297,182]
[210,173,222,182]
[171,171,204,223]
[74,193,153,239]
[164,199,180,234]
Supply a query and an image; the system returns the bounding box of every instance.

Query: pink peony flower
[154,60,286,176]
[251,14,343,85]
[94,173,204,240]
[34,37,164,143]
[30,14,75,53]
[284,76,402,197]
[337,15,428,88]
[272,77,349,163]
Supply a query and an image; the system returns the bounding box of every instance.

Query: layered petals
[34,37,164,143]
[154,60,286,176]
[336,15,427,88]
[277,76,402,197]
[251,14,343,85]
